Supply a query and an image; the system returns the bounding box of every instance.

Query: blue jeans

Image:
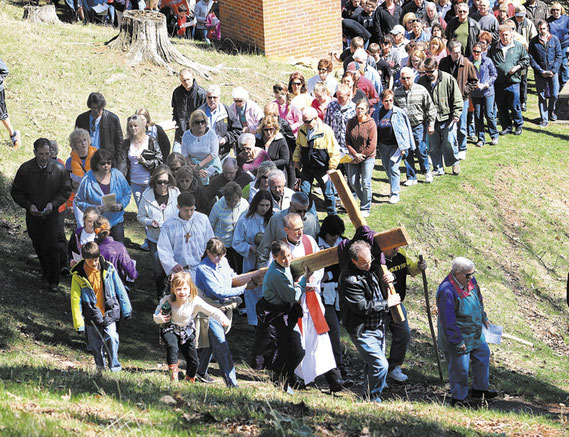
[349,328,389,400]
[197,319,238,387]
[85,322,121,371]
[457,99,469,152]
[559,52,569,91]
[378,143,402,196]
[405,122,430,179]
[244,286,263,326]
[384,304,410,370]
[471,94,499,143]
[429,120,459,170]
[346,157,374,212]
[130,182,147,208]
[535,73,559,123]
[495,83,523,130]
[301,168,336,215]
[445,341,490,401]
[148,241,166,296]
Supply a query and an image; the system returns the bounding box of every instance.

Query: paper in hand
[102,193,116,208]
[483,324,503,344]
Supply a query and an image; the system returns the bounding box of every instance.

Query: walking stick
[419,255,444,381]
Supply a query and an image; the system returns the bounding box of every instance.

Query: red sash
[288,235,330,335]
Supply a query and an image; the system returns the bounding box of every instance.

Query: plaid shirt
[324,100,356,154]
[365,269,385,331]
[393,83,437,129]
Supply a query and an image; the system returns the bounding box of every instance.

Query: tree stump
[23,4,61,24]
[107,10,218,79]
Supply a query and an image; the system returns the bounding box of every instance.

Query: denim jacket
[373,105,416,151]
[469,55,497,98]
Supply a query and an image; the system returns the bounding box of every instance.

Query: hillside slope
[0,2,568,435]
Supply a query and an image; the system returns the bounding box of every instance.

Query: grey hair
[302,106,318,120]
[451,257,475,275]
[283,213,302,228]
[206,84,221,96]
[232,86,249,100]
[400,66,416,79]
[352,48,368,63]
[290,191,309,207]
[222,156,238,169]
[349,240,371,261]
[447,39,462,52]
[256,161,277,178]
[267,169,286,184]
[238,132,256,148]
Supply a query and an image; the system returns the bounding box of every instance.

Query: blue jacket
[75,169,131,227]
[70,258,132,332]
[529,34,563,75]
[195,257,246,303]
[436,274,487,354]
[373,105,416,151]
[469,55,497,98]
[547,15,569,49]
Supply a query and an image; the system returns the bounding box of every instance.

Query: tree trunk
[23,5,61,24]
[107,10,218,79]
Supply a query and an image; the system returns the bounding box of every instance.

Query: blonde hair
[170,271,198,300]
[258,115,280,135]
[551,2,565,14]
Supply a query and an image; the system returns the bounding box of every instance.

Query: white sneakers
[425,172,433,183]
[458,150,467,160]
[403,179,417,186]
[361,210,370,218]
[388,195,400,204]
[388,366,408,382]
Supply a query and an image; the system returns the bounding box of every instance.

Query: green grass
[1,0,569,435]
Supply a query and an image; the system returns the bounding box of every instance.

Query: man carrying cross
[157,192,214,281]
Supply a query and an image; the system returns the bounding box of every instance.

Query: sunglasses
[425,69,436,74]
[465,271,475,279]
[156,180,169,185]
[193,120,207,125]
[303,118,315,124]
[273,85,284,93]
[472,50,482,54]
[101,160,112,165]
[292,81,303,86]
[318,68,328,72]
[234,99,244,103]
[207,95,219,100]
[263,127,275,132]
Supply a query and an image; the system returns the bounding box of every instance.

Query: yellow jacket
[293,120,341,171]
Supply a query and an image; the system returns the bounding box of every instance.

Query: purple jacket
[469,55,497,98]
[97,236,138,283]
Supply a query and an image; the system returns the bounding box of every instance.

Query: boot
[185,374,195,383]
[168,363,179,381]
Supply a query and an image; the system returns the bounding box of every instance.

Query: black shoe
[288,375,306,391]
[551,113,558,121]
[60,267,71,276]
[196,373,215,383]
[471,389,498,399]
[48,283,59,293]
[451,398,472,407]
[499,127,513,136]
[521,103,527,112]
[329,378,352,393]
[513,126,523,135]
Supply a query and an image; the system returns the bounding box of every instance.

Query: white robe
[157,212,214,279]
[269,235,335,384]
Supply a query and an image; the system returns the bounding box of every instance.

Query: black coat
[338,261,388,337]
[75,109,124,174]
[11,158,72,216]
[445,17,481,58]
[171,80,207,142]
[120,135,163,183]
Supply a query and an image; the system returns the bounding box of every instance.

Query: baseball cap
[390,25,405,35]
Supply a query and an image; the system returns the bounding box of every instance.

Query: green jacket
[418,71,463,123]
[489,40,530,85]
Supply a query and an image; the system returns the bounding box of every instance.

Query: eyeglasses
[472,50,482,54]
[303,118,315,124]
[457,9,468,13]
[207,95,219,100]
[102,160,112,165]
[409,19,419,23]
[424,69,436,74]
[260,175,269,180]
[193,120,207,125]
[273,85,284,93]
[292,81,303,86]
[318,68,328,72]
[263,128,275,132]
[156,180,169,185]
[177,178,192,183]
[551,8,561,11]
[465,271,476,279]
[234,99,244,103]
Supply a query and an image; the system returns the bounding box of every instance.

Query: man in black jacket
[171,68,207,146]
[446,3,482,58]
[11,138,72,292]
[75,92,125,174]
[338,240,400,403]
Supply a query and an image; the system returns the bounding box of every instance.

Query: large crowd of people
[9,0,554,405]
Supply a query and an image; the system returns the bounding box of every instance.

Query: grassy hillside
[1,1,569,435]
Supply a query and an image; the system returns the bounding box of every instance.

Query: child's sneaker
[10,130,20,149]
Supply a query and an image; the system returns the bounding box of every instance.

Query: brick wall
[219,0,342,59]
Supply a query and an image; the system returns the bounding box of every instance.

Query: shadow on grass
[0,362,509,437]
[523,125,569,142]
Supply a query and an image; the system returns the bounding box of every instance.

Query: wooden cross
[185,232,191,243]
[232,170,411,322]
